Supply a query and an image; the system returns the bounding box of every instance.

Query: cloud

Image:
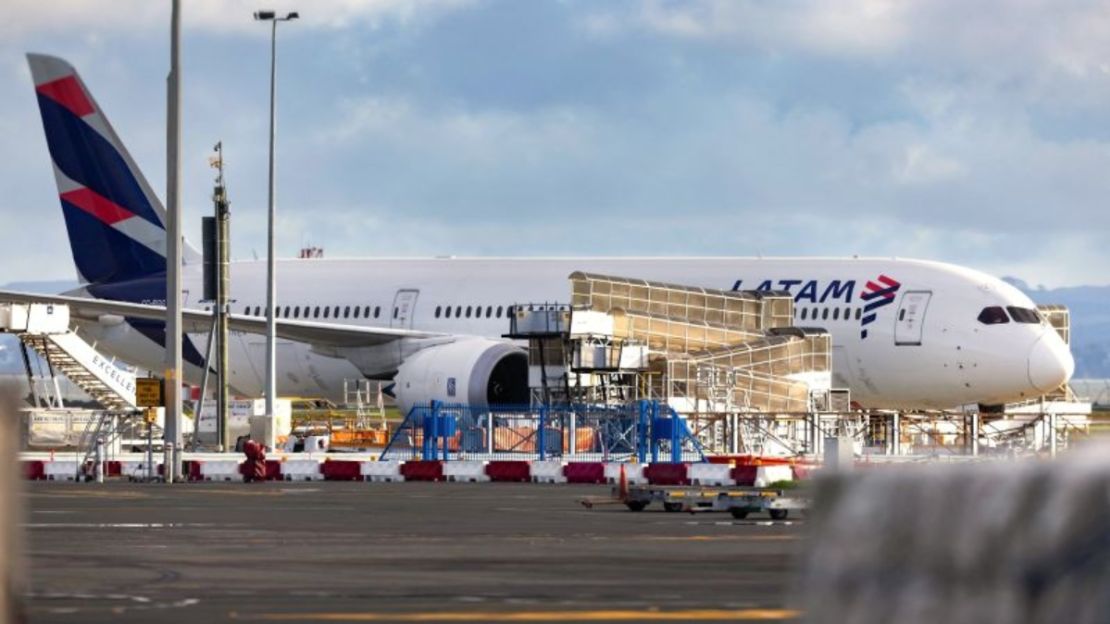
[0,0,475,39]
[2,0,1109,290]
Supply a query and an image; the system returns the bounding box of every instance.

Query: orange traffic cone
[618,463,629,502]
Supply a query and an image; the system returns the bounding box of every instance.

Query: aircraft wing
[0,290,442,347]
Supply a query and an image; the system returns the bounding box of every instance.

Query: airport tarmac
[22,481,804,623]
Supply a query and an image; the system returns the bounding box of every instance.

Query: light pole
[254,9,298,447]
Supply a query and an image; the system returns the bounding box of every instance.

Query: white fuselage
[74,256,1074,410]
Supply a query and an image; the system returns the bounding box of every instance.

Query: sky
[2,0,1110,287]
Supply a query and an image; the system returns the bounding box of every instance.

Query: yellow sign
[136,378,164,408]
[144,407,159,425]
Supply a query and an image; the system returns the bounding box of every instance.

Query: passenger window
[393,307,398,319]
[344,306,351,319]
[435,306,442,318]
[293,306,300,319]
[977,306,1009,325]
[833,308,840,321]
[456,306,462,318]
[800,308,808,321]
[445,306,452,318]
[254,306,261,316]
[323,307,330,319]
[364,306,371,318]
[313,306,320,318]
[496,305,503,318]
[466,306,472,318]
[1007,306,1041,324]
[855,308,862,320]
[898,309,905,321]
[486,306,493,318]
[374,306,381,318]
[822,308,829,320]
[844,307,850,320]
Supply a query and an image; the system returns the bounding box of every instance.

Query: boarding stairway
[1,303,152,471]
[20,332,136,412]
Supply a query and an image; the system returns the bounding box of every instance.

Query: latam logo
[859,275,902,339]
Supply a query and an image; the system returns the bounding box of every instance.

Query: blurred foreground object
[0,382,25,623]
[803,450,1110,624]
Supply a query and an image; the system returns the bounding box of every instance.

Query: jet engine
[393,338,529,415]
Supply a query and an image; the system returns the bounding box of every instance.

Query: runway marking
[644,535,798,542]
[230,608,800,621]
[25,522,243,529]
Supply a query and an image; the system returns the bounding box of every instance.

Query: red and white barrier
[197,459,243,481]
[120,460,154,479]
[605,462,647,485]
[643,462,689,485]
[281,458,323,481]
[529,460,567,483]
[22,461,45,481]
[688,463,734,486]
[321,460,362,481]
[486,460,531,482]
[444,460,489,482]
[43,460,79,481]
[400,460,444,482]
[19,452,809,489]
[361,460,404,482]
[565,462,607,484]
[754,464,794,487]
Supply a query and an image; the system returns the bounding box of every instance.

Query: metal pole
[670,405,680,463]
[194,314,217,446]
[969,412,979,457]
[568,411,576,457]
[486,412,494,456]
[263,18,279,451]
[94,436,105,483]
[146,414,154,481]
[213,144,232,453]
[1049,410,1057,457]
[164,0,184,463]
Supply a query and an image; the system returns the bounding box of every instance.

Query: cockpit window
[1007,306,1041,324]
[977,306,1009,325]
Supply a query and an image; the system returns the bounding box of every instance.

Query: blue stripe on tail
[60,201,165,284]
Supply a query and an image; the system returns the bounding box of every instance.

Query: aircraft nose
[1027,333,1075,394]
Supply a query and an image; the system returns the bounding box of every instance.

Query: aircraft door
[391,289,420,329]
[894,291,931,346]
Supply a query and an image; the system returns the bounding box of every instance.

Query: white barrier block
[604,463,647,485]
[443,461,489,482]
[281,458,323,481]
[43,460,79,481]
[199,459,244,482]
[361,460,404,482]
[754,465,794,488]
[530,460,567,483]
[120,460,153,479]
[688,463,735,486]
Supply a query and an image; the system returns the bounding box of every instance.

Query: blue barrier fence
[380,400,706,462]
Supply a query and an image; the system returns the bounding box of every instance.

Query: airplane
[7,53,1074,414]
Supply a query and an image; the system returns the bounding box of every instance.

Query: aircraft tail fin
[27,53,199,285]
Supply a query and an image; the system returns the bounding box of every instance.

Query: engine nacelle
[394,338,528,414]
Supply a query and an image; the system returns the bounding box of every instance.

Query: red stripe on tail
[61,188,135,225]
[36,75,95,118]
